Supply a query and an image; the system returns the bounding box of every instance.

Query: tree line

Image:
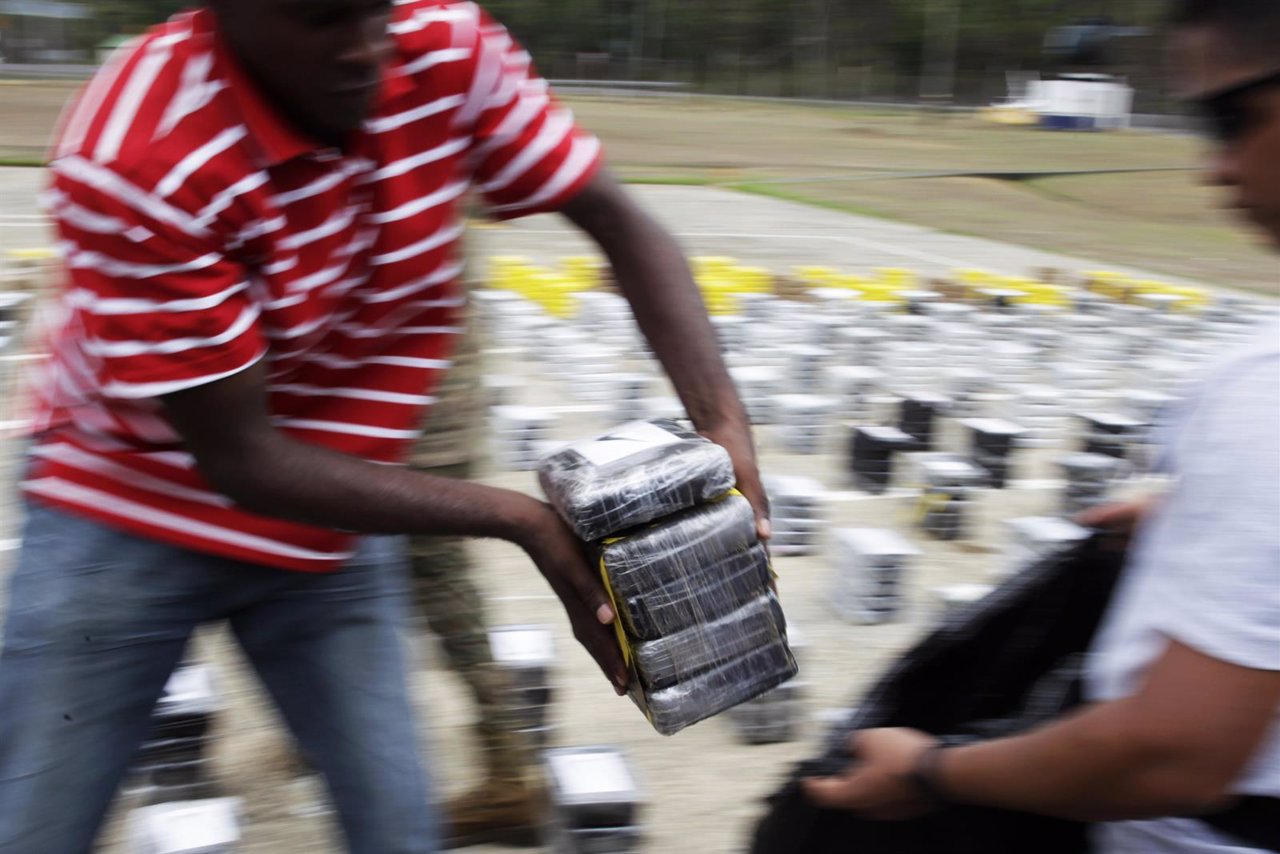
[93,0,1180,108]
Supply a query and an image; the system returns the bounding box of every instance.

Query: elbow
[190,440,282,514]
[1117,738,1243,818]
[1143,772,1239,818]
[1079,705,1243,819]
[200,457,265,512]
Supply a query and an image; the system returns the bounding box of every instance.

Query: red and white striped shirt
[23,1,602,572]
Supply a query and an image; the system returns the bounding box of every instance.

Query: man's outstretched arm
[561,170,770,538]
[162,361,629,691]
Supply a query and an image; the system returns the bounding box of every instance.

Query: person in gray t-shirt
[802,2,1280,848]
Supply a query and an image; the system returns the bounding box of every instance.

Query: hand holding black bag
[749,536,1279,854]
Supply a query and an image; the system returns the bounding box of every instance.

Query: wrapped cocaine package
[621,544,772,641]
[540,428,797,736]
[596,495,797,735]
[638,638,796,736]
[632,594,786,690]
[539,419,736,542]
[598,494,759,622]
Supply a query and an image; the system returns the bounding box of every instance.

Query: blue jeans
[0,502,438,854]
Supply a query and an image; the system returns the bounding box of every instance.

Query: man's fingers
[579,618,630,692]
[738,477,771,541]
[563,557,616,626]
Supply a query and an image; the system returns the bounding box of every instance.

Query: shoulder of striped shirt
[389,0,483,61]
[51,13,255,240]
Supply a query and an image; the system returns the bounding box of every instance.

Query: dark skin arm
[805,639,1280,820]
[161,173,758,696]
[560,170,770,539]
[162,360,630,692]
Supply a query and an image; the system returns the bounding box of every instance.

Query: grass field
[2,81,1276,293]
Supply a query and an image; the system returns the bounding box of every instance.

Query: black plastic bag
[750,536,1126,854]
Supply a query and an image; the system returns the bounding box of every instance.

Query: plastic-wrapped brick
[620,544,771,641]
[539,419,736,542]
[632,593,787,690]
[597,493,758,607]
[635,638,798,736]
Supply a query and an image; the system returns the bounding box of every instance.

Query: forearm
[203,430,543,545]
[584,189,746,432]
[940,700,1231,821]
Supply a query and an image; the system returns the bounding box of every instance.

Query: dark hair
[1171,0,1280,56]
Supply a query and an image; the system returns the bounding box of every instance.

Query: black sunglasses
[1193,67,1280,143]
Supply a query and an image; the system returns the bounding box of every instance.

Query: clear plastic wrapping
[632,593,786,690]
[620,544,772,641]
[539,419,737,542]
[596,493,758,606]
[543,426,794,736]
[597,495,794,735]
[634,638,798,736]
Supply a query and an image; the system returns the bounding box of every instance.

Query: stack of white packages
[914,455,985,542]
[942,367,993,419]
[830,528,919,625]
[730,365,784,426]
[726,624,807,744]
[825,366,884,422]
[1056,452,1125,515]
[127,799,241,854]
[1078,411,1146,461]
[539,420,796,735]
[737,293,781,326]
[885,314,935,342]
[605,373,655,425]
[883,341,937,393]
[490,405,559,471]
[782,345,831,394]
[469,289,532,342]
[837,327,890,367]
[571,291,640,354]
[132,664,219,802]
[773,394,839,455]
[555,343,621,403]
[489,625,557,748]
[805,313,850,351]
[470,291,549,358]
[985,341,1039,388]
[543,746,644,853]
[711,315,749,356]
[1012,385,1070,448]
[763,474,825,557]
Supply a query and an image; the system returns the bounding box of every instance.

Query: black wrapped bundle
[621,544,772,641]
[597,493,758,606]
[638,636,798,736]
[539,419,736,542]
[633,593,787,690]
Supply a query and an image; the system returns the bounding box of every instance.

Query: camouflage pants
[407,462,533,788]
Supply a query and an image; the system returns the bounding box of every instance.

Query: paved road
[476,182,1211,286]
[1,167,1239,290]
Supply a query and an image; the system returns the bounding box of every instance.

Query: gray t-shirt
[1087,319,1280,853]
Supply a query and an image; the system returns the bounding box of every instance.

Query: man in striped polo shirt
[0,1,768,851]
